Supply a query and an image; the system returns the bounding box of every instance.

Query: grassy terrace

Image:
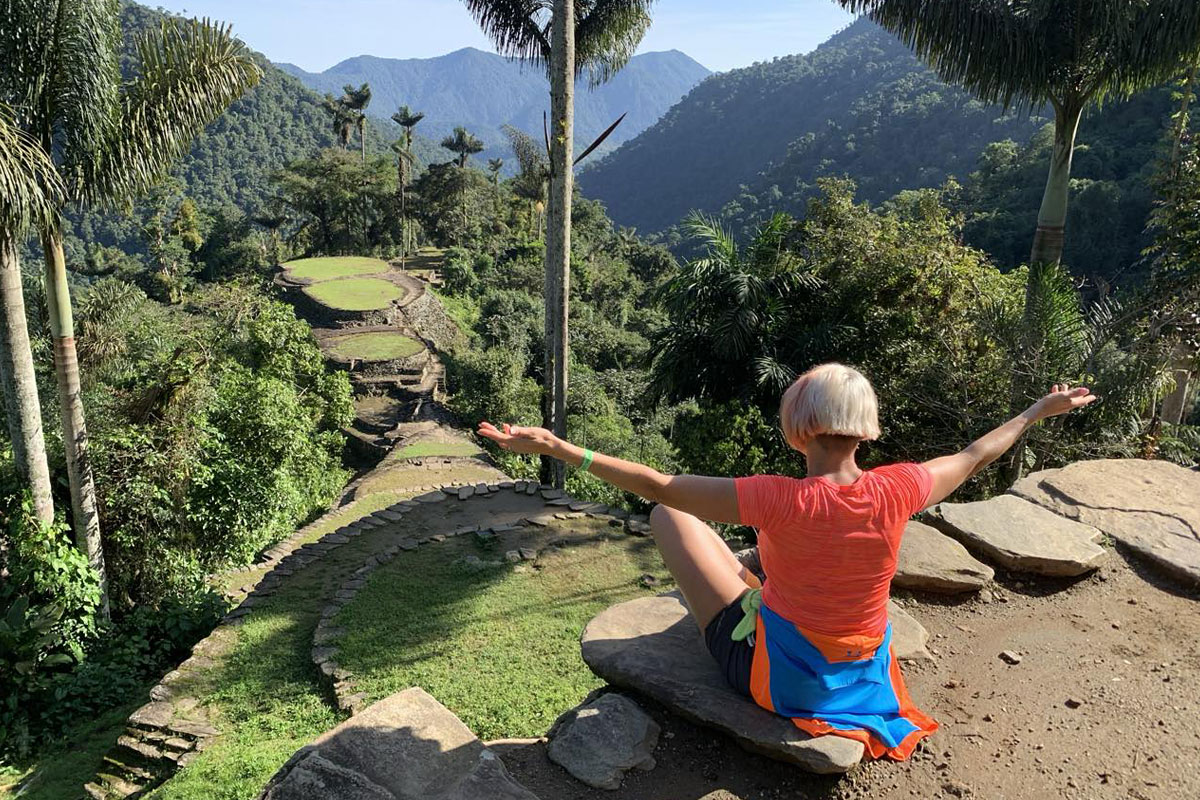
[138,501,667,799]
[282,256,390,282]
[387,440,486,461]
[326,331,424,361]
[336,533,670,739]
[302,278,405,311]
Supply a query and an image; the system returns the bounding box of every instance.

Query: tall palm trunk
[0,228,54,523]
[1006,99,1085,482]
[542,0,575,489]
[1029,99,1084,267]
[42,230,109,620]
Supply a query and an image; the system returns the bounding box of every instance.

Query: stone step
[115,734,177,767]
[91,770,143,799]
[101,753,157,783]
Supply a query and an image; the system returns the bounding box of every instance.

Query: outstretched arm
[923,383,1097,508]
[476,422,742,524]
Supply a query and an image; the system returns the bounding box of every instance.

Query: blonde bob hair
[779,363,881,449]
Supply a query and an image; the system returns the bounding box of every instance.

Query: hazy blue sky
[151,1,855,73]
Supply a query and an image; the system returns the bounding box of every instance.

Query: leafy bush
[81,282,353,605]
[0,496,101,759]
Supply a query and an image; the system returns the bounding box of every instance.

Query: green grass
[353,465,501,499]
[326,332,424,362]
[430,288,478,336]
[210,491,410,597]
[387,440,486,461]
[282,256,389,282]
[336,535,671,740]
[0,698,146,800]
[302,278,404,311]
[144,591,341,800]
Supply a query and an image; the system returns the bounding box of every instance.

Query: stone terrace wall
[398,290,464,353]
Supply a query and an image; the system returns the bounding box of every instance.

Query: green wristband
[579,448,595,473]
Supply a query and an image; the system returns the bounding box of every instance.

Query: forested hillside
[278,48,710,163]
[63,3,441,262]
[580,19,1046,233]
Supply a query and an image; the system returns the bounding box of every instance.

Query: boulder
[258,687,540,800]
[547,693,660,790]
[934,494,1107,577]
[1010,459,1199,584]
[886,601,932,662]
[894,521,993,593]
[580,593,864,773]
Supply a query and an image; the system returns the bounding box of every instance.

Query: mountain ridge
[579,18,1047,233]
[276,48,711,161]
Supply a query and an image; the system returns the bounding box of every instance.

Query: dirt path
[499,554,1200,800]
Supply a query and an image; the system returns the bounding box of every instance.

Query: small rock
[519,547,538,561]
[1064,698,1082,709]
[998,651,1022,665]
[505,550,522,564]
[547,693,660,790]
[638,574,660,588]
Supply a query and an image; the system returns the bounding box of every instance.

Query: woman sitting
[478,363,1096,760]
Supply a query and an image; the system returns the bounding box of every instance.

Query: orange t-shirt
[735,464,932,639]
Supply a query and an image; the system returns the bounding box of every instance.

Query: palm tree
[650,213,819,404]
[322,93,356,149]
[834,1,1200,268]
[463,0,656,487]
[340,82,373,162]
[3,7,261,618]
[0,108,62,526]
[487,157,504,209]
[390,106,424,221]
[504,125,549,237]
[440,126,485,167]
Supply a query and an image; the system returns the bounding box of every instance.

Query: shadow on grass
[333,535,669,740]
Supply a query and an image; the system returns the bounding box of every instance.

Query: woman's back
[737,463,931,638]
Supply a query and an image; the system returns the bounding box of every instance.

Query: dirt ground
[498,549,1200,800]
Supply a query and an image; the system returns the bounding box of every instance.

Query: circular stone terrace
[276,256,424,327]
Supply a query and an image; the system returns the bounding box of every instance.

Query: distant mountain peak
[279,47,710,164]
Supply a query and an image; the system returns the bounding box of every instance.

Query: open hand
[1032,384,1098,420]
[477,421,559,456]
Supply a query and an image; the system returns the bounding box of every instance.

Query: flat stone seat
[894,521,994,592]
[934,494,1107,577]
[1010,459,1199,584]
[583,592,892,774]
[258,688,540,799]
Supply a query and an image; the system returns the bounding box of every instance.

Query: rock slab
[1010,459,1200,584]
[934,494,1107,577]
[547,693,660,790]
[894,521,994,593]
[580,593,865,774]
[886,601,932,662]
[258,687,540,800]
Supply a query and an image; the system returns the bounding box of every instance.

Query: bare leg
[650,504,758,631]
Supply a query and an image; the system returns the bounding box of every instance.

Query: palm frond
[47,0,123,184]
[0,105,65,232]
[391,105,425,129]
[575,0,655,86]
[84,17,262,207]
[461,0,551,64]
[835,0,1040,107]
[836,0,1200,108]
